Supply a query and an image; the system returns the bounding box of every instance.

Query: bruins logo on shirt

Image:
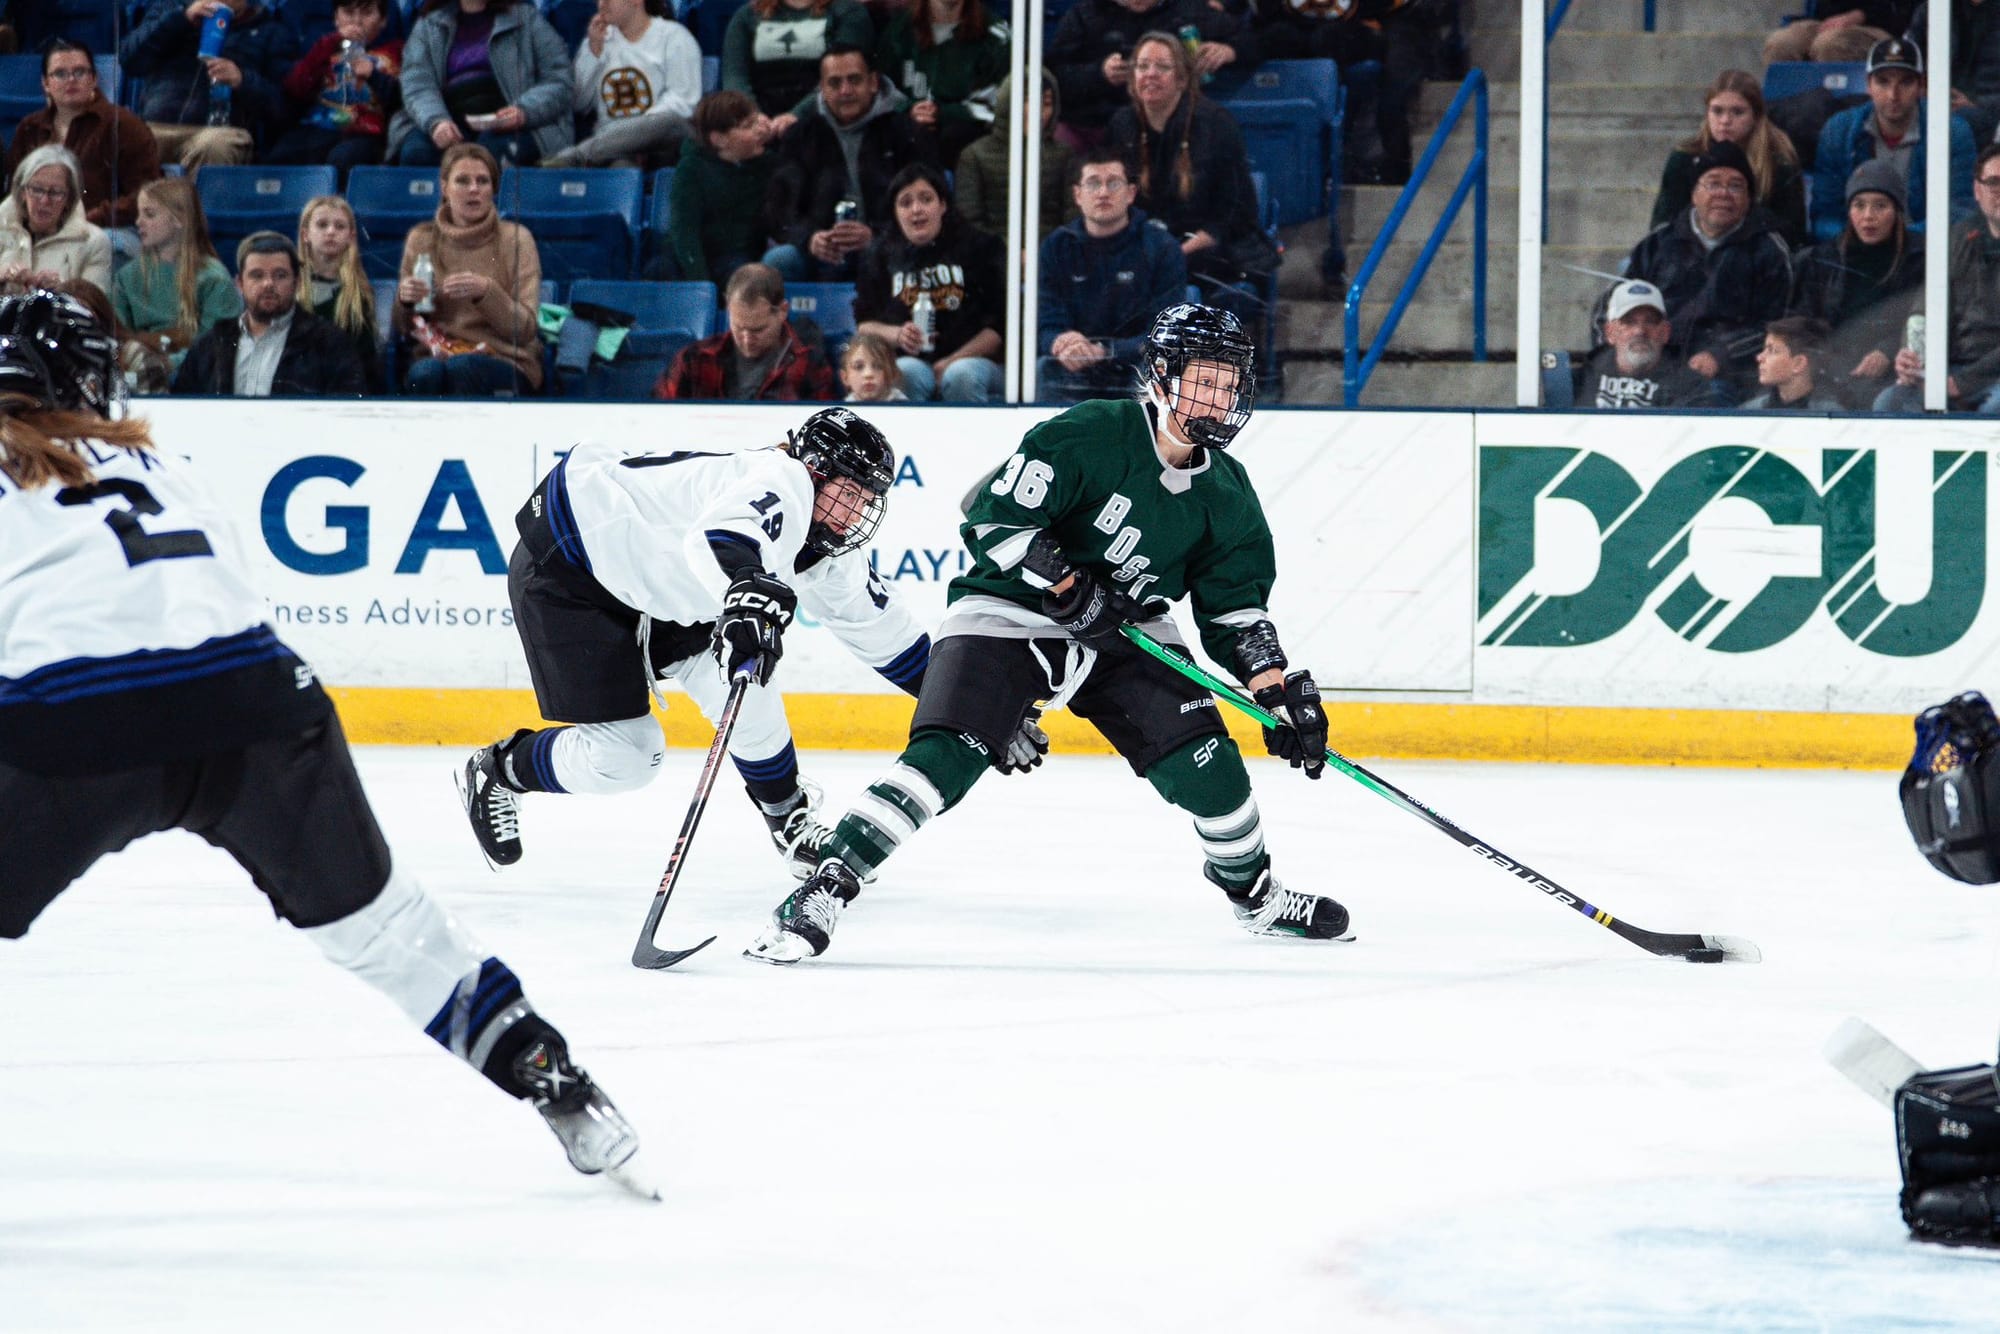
[1283,0,1359,18]
[601,68,655,119]
[892,264,967,312]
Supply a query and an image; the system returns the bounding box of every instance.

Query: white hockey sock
[301,867,487,1029]
[550,716,663,795]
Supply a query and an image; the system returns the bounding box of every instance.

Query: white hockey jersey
[0,441,326,774]
[548,443,928,688]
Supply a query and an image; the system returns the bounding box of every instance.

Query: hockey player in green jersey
[745,304,1348,964]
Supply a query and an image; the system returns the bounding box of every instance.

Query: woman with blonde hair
[297,195,385,392]
[1649,70,1807,245]
[392,142,542,395]
[0,145,112,293]
[109,177,239,359]
[722,0,872,117]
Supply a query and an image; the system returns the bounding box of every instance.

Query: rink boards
[143,398,2000,767]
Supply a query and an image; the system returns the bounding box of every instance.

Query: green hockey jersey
[951,398,1276,672]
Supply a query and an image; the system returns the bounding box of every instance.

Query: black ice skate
[510,1031,657,1200]
[1907,1179,2000,1248]
[743,858,860,964]
[751,784,838,881]
[458,742,523,867]
[1219,867,1353,941]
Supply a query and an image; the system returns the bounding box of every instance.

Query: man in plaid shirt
[655,263,835,401]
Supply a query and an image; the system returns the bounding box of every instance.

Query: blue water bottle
[200,7,232,126]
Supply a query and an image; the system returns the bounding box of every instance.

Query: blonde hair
[842,332,902,396]
[0,396,154,491]
[1679,69,1799,207]
[1128,33,1197,204]
[296,195,375,338]
[134,178,221,343]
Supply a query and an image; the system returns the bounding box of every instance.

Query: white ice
[9,747,2000,1333]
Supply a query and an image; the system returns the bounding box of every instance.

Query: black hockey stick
[1123,625,1762,964]
[630,669,754,969]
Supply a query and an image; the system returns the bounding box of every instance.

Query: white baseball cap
[1605,280,1666,322]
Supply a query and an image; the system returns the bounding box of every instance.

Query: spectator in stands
[1,39,159,257]
[1879,142,2000,411]
[1810,37,1973,243]
[1765,1,1915,66]
[1651,71,1808,247]
[840,331,907,400]
[763,46,936,281]
[1624,141,1794,395]
[875,0,1007,167]
[722,0,874,119]
[852,162,1003,401]
[1108,32,1275,337]
[542,0,701,168]
[269,0,405,178]
[112,178,242,364]
[1035,144,1187,402]
[297,195,386,392]
[120,0,301,170]
[388,0,574,168]
[1788,161,1923,407]
[1740,316,1844,409]
[1909,1,2000,143]
[0,147,112,295]
[956,70,1076,241]
[392,142,543,395]
[657,91,777,283]
[1576,279,1714,409]
[1047,0,1241,138]
[171,231,369,397]
[654,262,836,400]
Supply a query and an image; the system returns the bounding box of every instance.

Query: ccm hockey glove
[714,571,798,685]
[997,706,1050,775]
[1254,670,1327,779]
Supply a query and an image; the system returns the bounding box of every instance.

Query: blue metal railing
[1547,0,1656,40]
[1342,70,1488,407]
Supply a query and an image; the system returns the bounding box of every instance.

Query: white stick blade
[1703,934,1763,964]
[1823,1016,1925,1108]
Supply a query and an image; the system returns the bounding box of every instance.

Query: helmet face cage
[1142,303,1256,449]
[788,407,895,556]
[0,291,117,417]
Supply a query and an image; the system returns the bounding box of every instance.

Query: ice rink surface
[10,746,2000,1333]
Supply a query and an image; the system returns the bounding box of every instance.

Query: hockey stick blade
[1823,1016,1925,1108]
[1119,625,1762,964]
[632,933,716,970]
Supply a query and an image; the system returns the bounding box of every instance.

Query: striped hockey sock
[825,729,989,878]
[1191,794,1269,893]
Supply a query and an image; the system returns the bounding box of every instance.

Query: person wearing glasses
[1623,140,1794,397]
[1879,141,2000,412]
[0,147,112,295]
[1,39,160,262]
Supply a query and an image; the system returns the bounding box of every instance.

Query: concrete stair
[1274,0,1795,406]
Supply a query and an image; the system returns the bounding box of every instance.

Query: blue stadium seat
[197,165,338,270]
[1540,350,1575,408]
[1249,170,1277,236]
[1763,61,1868,104]
[372,277,401,389]
[646,166,676,267]
[570,279,717,340]
[692,0,749,56]
[778,282,857,343]
[347,166,444,278]
[702,55,720,95]
[579,353,680,400]
[545,0,597,51]
[499,167,645,282]
[1212,61,1344,225]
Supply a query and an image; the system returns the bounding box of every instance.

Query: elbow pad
[1231,619,1288,683]
[706,529,765,581]
[1018,530,1075,591]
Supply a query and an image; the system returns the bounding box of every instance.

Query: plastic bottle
[1179,24,1211,84]
[912,291,935,353]
[412,253,436,314]
[200,6,233,125]
[206,83,232,127]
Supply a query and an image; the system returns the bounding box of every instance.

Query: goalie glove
[997,706,1050,775]
[1253,670,1327,780]
[713,571,797,685]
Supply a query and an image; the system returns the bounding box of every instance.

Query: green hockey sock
[1145,735,1270,893]
[826,728,990,878]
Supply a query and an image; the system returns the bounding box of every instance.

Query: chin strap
[1143,378,1199,454]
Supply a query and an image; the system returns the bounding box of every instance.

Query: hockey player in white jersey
[456,408,1013,876]
[0,291,654,1198]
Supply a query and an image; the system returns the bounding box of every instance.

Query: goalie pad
[1897,1063,2000,1246]
[1901,691,2000,884]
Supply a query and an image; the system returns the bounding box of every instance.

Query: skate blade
[742,930,816,966]
[602,1148,662,1202]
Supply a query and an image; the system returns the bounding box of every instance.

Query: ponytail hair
[0,397,154,491]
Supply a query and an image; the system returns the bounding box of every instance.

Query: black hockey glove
[1041,569,1163,649]
[1254,670,1327,780]
[997,706,1050,775]
[713,571,797,686]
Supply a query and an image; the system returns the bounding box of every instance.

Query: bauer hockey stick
[630,669,755,969]
[1122,625,1762,964]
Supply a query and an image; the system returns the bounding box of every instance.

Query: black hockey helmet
[0,289,118,418]
[788,407,894,556]
[1141,303,1256,449]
